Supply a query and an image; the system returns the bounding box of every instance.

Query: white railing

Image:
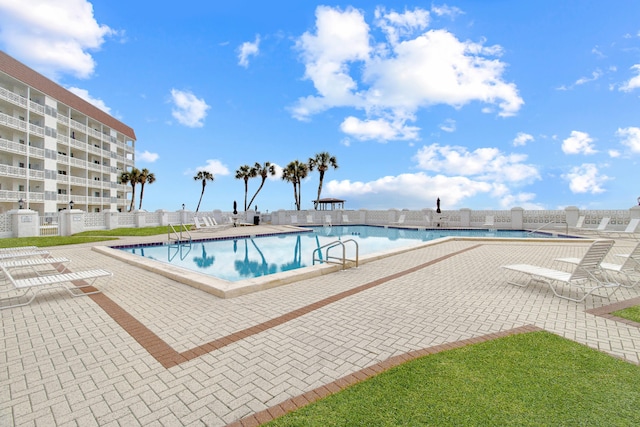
[0,112,27,131]
[0,87,27,106]
[0,137,27,155]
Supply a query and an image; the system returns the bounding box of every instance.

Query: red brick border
[227,325,543,427]
[586,296,640,328]
[85,244,483,368]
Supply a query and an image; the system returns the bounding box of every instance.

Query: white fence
[3,206,640,238]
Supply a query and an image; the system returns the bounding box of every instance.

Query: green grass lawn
[613,305,640,324]
[266,331,640,426]
[0,225,191,248]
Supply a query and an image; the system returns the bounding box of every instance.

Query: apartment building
[0,50,136,215]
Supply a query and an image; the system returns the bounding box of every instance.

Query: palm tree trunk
[292,183,299,210]
[244,180,249,211]
[247,179,266,211]
[315,171,325,210]
[129,184,136,212]
[138,184,145,210]
[196,181,205,212]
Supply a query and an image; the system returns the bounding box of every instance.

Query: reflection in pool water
[121,226,562,282]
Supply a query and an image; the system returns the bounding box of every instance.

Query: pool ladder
[312,239,359,269]
[168,223,192,244]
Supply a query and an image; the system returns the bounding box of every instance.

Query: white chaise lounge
[556,241,640,289]
[501,239,618,302]
[0,264,112,309]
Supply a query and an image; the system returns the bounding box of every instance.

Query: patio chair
[579,217,610,235]
[597,218,640,239]
[0,257,71,278]
[0,250,49,260]
[483,215,495,227]
[556,241,640,288]
[0,246,38,253]
[0,264,113,309]
[501,239,619,302]
[390,214,405,225]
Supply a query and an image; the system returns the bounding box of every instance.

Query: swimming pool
[114,226,563,283]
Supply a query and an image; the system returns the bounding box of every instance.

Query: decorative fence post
[10,209,39,238]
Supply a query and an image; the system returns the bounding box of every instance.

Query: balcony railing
[0,87,27,107]
[0,137,27,155]
[0,112,27,131]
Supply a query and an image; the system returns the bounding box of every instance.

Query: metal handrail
[527,221,568,235]
[312,238,359,269]
[168,223,192,244]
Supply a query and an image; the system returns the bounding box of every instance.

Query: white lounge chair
[579,217,610,235]
[391,214,405,226]
[0,246,38,253]
[483,215,495,228]
[597,218,640,239]
[568,215,585,231]
[556,241,640,289]
[501,239,619,302]
[0,257,71,277]
[0,250,49,260]
[0,264,112,309]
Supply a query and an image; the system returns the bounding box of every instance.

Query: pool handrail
[312,238,359,269]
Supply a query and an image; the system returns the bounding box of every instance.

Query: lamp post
[182,203,185,210]
[18,198,24,209]
[69,200,74,210]
[637,196,640,206]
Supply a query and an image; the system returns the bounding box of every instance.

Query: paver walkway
[2,229,640,426]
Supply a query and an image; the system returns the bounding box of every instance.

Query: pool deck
[2,225,640,426]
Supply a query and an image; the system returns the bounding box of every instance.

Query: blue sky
[1,1,640,213]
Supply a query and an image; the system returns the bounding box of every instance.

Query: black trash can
[254,215,260,225]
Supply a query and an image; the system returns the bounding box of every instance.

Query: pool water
[117,226,562,282]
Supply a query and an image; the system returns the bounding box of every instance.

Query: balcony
[0,190,43,202]
[0,87,27,108]
[0,112,27,132]
[0,137,27,155]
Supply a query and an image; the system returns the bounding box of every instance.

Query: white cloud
[513,132,533,146]
[562,163,610,194]
[66,86,111,114]
[189,159,230,176]
[575,69,602,85]
[136,150,159,163]
[238,35,260,68]
[0,0,117,79]
[292,5,523,141]
[439,119,456,133]
[326,172,491,209]
[340,116,420,141]
[620,64,640,92]
[616,126,640,153]
[413,143,540,184]
[562,130,597,155]
[170,89,210,128]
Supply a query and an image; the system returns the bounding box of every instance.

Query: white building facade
[0,50,136,216]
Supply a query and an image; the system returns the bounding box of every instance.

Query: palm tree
[119,167,141,212]
[309,152,338,210]
[247,161,276,211]
[235,164,257,211]
[282,160,309,210]
[193,171,215,213]
[138,168,156,210]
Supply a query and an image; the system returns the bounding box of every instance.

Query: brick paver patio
[2,227,640,426]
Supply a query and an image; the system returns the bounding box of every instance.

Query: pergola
[315,198,345,210]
